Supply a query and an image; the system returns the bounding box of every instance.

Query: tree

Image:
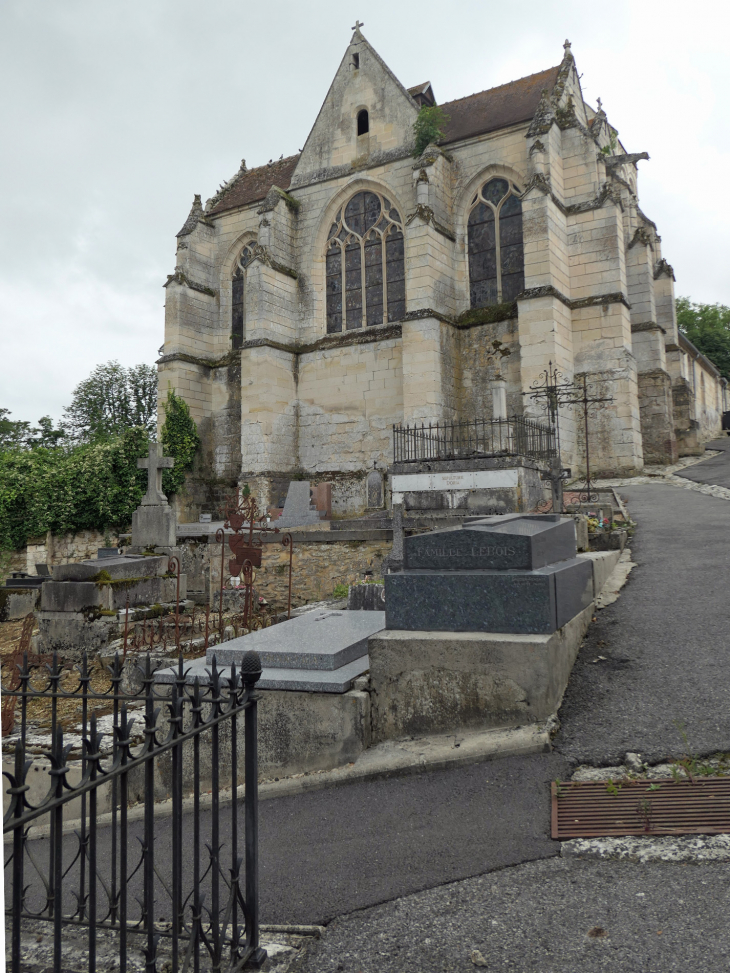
[412,105,450,158]
[676,297,730,382]
[62,361,158,442]
[0,409,65,451]
[160,389,200,495]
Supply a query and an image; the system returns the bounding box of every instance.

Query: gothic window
[231,243,255,349]
[326,191,405,333]
[468,177,524,307]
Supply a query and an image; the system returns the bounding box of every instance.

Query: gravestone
[385,514,592,635]
[367,470,383,508]
[276,481,324,528]
[158,607,384,693]
[130,443,177,551]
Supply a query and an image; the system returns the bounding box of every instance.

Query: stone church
[158,28,726,516]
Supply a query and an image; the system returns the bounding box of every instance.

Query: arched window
[468,177,524,306]
[231,243,255,348]
[325,191,405,333]
[357,109,369,136]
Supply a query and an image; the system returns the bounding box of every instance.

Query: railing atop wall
[393,415,556,464]
[3,650,266,973]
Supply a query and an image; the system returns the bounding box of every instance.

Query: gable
[291,29,419,184]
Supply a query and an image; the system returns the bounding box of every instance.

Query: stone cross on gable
[138,442,175,506]
[352,19,364,30]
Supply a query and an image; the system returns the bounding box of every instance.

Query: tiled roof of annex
[208,64,560,216]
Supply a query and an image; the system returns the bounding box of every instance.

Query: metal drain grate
[551,778,730,839]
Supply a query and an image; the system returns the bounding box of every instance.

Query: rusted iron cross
[137,442,175,505]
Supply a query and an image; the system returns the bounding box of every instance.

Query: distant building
[158,28,726,517]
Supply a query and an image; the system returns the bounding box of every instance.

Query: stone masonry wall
[202,537,391,609]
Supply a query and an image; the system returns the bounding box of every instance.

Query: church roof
[208,155,300,215]
[438,65,561,144]
[207,65,561,217]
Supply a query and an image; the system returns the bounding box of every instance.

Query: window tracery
[467,177,524,307]
[325,191,405,333]
[231,243,255,349]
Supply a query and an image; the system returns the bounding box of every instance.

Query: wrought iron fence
[3,649,266,973]
[393,415,556,464]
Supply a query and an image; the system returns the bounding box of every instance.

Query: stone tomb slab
[156,653,370,694]
[206,608,385,671]
[385,559,593,635]
[404,515,576,572]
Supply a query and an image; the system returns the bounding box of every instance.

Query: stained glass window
[468,178,524,307]
[231,243,255,349]
[325,192,405,333]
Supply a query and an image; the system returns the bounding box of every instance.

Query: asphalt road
[555,482,730,765]
[300,857,730,973]
[675,436,730,487]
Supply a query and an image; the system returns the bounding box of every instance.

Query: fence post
[241,650,266,968]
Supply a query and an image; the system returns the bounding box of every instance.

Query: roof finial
[564,38,571,51]
[596,97,602,111]
[352,19,364,31]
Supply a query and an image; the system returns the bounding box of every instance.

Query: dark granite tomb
[385,514,593,635]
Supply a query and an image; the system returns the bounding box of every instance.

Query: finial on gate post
[241,650,262,688]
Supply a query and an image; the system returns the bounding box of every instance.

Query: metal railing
[3,650,266,973]
[393,415,556,464]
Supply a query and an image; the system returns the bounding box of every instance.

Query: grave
[156,607,385,777]
[0,572,47,621]
[36,443,187,657]
[158,607,381,693]
[385,514,592,634]
[274,481,327,528]
[369,514,613,742]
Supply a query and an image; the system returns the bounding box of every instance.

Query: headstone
[130,443,177,551]
[385,514,592,635]
[348,583,386,610]
[386,502,405,572]
[367,470,383,508]
[276,481,323,528]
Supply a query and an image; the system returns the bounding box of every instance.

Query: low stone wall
[11,529,115,578]
[181,535,391,609]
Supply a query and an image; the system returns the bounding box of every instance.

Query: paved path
[555,482,730,765]
[675,436,730,487]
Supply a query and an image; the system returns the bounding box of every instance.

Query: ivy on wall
[161,389,201,496]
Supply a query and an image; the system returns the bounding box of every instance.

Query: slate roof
[208,155,300,216]
[438,65,560,144]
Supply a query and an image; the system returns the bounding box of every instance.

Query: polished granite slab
[404,514,576,572]
[384,557,593,635]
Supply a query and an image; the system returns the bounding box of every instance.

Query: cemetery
[3,21,729,973]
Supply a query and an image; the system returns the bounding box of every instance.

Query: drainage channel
[552,778,730,839]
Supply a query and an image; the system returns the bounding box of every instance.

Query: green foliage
[160,389,201,495]
[332,582,349,599]
[412,105,449,158]
[0,426,149,550]
[676,297,730,381]
[63,361,158,442]
[0,409,65,451]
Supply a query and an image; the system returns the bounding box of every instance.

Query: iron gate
[3,649,266,972]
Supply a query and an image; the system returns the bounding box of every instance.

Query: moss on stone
[455,303,518,328]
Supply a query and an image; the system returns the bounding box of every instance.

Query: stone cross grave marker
[138,442,175,506]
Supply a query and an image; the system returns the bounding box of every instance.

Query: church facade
[158,29,726,516]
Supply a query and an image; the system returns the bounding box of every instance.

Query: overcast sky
[2,0,728,425]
